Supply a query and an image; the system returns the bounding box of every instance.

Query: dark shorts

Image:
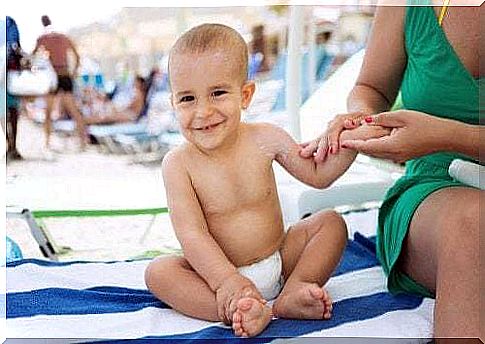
[54,75,74,93]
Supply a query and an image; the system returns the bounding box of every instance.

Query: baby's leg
[274,210,347,319]
[144,256,219,321]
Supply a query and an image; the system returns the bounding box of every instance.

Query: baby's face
[170,51,254,151]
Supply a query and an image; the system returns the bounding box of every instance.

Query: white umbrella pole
[176,8,188,35]
[307,7,316,94]
[286,5,304,141]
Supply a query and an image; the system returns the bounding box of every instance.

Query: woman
[301,5,481,339]
[83,75,148,125]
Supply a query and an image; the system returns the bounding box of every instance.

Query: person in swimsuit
[34,15,88,150]
[301,5,481,340]
[82,76,148,125]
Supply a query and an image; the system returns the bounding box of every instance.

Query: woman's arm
[452,122,481,161]
[301,7,407,161]
[348,6,407,114]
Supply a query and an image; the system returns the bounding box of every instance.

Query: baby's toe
[233,311,242,323]
[323,299,333,319]
[232,322,241,331]
[309,286,324,301]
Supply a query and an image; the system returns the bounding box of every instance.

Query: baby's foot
[273,282,332,320]
[232,297,272,337]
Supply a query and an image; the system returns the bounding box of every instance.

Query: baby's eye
[212,90,227,97]
[179,95,195,103]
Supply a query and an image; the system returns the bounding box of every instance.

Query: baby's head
[169,23,248,86]
[168,24,255,151]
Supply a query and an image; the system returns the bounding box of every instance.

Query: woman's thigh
[397,186,480,293]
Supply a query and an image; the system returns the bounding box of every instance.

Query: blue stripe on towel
[7,287,167,318]
[96,292,423,343]
[153,293,423,341]
[6,258,149,268]
[334,235,378,276]
[7,235,379,319]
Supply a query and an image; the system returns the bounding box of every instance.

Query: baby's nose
[196,100,214,118]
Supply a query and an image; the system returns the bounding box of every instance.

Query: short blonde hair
[169,23,248,84]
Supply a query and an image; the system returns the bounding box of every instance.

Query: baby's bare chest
[189,156,277,215]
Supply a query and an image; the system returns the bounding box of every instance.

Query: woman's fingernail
[364,116,373,123]
[341,144,348,149]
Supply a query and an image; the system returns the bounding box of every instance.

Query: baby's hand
[299,111,369,162]
[215,273,266,325]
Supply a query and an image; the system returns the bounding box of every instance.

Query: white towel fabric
[448,159,484,190]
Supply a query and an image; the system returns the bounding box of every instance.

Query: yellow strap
[438,0,451,26]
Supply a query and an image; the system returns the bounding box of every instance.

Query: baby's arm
[263,123,390,188]
[162,149,264,323]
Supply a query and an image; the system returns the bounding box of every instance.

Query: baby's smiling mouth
[194,121,224,131]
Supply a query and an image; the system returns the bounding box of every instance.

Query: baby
[145,23,390,337]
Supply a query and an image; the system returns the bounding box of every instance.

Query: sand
[6,116,181,262]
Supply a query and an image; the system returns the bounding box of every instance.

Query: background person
[5,16,24,160]
[83,76,148,125]
[34,15,88,150]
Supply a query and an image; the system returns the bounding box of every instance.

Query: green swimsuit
[376,6,481,297]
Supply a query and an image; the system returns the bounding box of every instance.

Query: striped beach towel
[5,232,433,342]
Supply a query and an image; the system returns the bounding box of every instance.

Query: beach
[6,116,181,262]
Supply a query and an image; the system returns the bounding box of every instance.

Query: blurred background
[9,5,374,79]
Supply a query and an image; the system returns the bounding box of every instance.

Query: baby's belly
[208,207,285,267]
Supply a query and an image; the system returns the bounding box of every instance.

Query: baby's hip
[238,250,283,300]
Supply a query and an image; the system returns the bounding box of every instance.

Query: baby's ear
[170,94,175,109]
[241,81,256,109]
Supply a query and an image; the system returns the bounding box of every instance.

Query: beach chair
[270,46,335,111]
[90,90,178,156]
[6,207,58,260]
[248,52,264,80]
[6,168,171,261]
[243,79,284,119]
[7,206,169,261]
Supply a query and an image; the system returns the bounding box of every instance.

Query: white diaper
[238,250,283,300]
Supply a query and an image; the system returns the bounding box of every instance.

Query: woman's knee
[439,192,479,264]
[446,194,479,240]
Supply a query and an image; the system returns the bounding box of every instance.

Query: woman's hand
[340,110,461,163]
[299,111,369,162]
